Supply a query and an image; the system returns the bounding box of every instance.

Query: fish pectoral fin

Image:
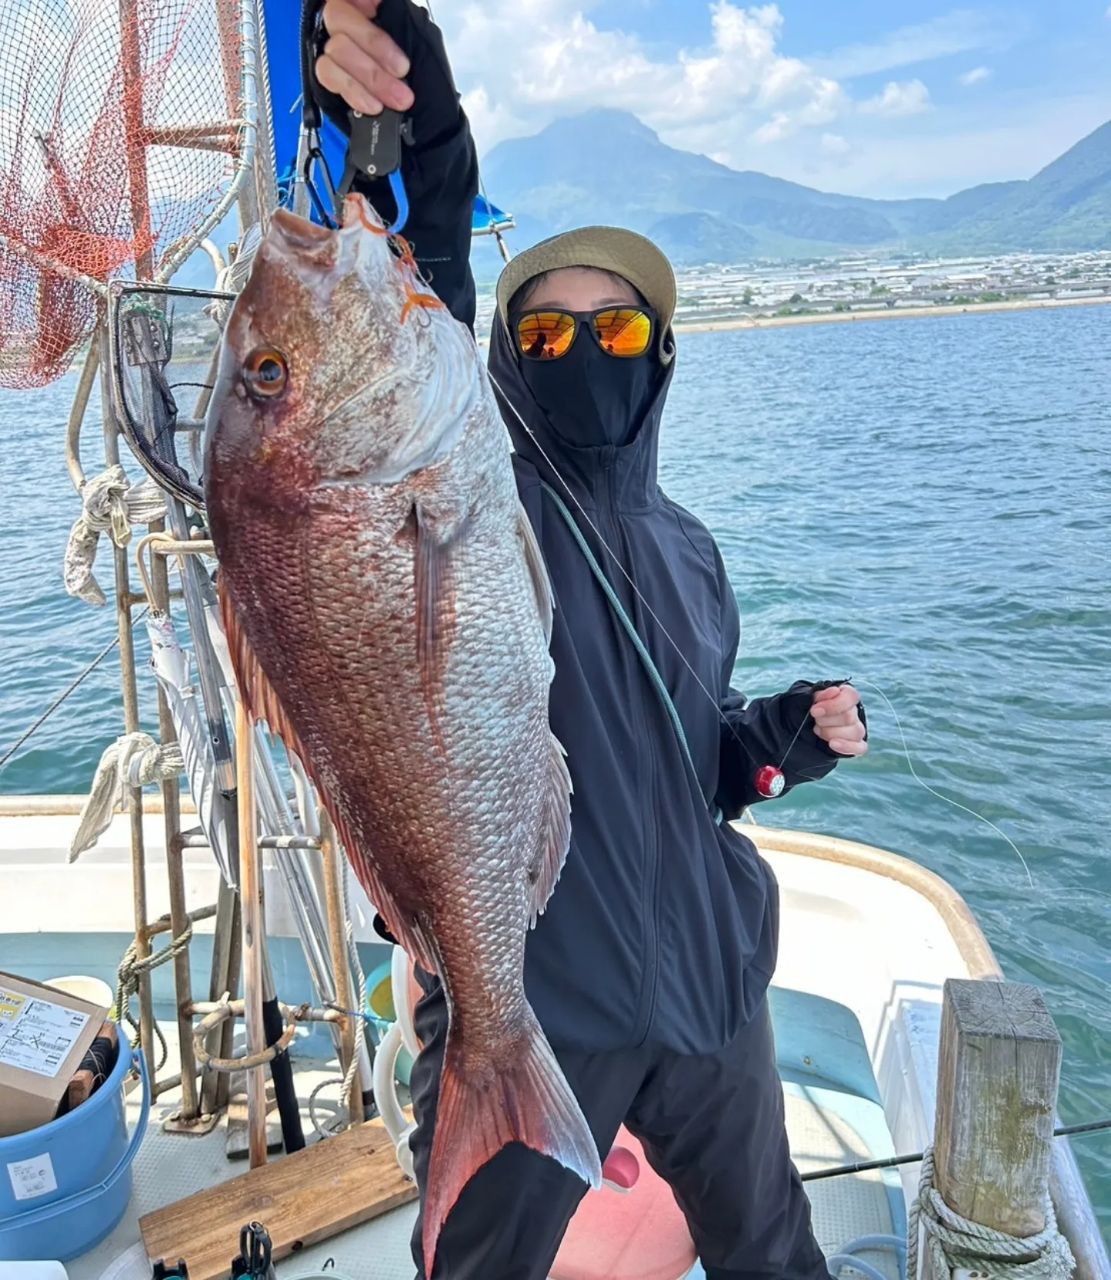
[528,733,574,924]
[414,503,468,726]
[517,506,554,642]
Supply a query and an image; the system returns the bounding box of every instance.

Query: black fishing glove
[308,0,479,327]
[311,0,465,156]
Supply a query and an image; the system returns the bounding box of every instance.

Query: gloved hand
[314,0,462,148]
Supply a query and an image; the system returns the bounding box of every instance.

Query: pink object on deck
[601,1144,641,1190]
[552,1126,696,1280]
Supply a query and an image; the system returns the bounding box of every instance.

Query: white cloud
[959,66,992,86]
[821,132,851,155]
[437,0,847,152]
[791,91,1109,199]
[813,10,1010,79]
[858,79,932,117]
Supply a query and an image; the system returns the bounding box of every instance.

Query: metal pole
[320,813,363,1125]
[235,698,269,1167]
[98,326,157,1077]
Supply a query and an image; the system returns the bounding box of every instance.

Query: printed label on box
[0,992,25,1021]
[7,1152,58,1202]
[0,991,90,1078]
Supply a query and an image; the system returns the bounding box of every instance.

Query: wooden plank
[923,979,1061,1277]
[140,1117,417,1279]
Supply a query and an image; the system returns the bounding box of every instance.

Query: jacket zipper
[600,452,662,1046]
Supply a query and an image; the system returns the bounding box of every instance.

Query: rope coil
[907,1148,1075,1279]
[192,996,311,1073]
[114,910,203,1069]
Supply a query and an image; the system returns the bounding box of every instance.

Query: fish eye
[243,347,288,399]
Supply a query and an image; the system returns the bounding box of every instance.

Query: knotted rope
[64,463,167,606]
[114,913,194,1071]
[907,1147,1075,1279]
[69,731,184,860]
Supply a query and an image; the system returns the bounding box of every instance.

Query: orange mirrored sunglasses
[514,307,655,361]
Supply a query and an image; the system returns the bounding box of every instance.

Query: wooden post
[320,813,364,1125]
[922,978,1062,1277]
[236,699,268,1168]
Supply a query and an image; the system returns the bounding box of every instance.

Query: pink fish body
[203,196,601,1275]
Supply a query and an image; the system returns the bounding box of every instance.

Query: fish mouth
[269,208,336,255]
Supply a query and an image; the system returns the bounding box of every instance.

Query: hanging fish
[203,193,601,1275]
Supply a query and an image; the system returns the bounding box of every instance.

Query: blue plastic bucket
[0,1033,149,1262]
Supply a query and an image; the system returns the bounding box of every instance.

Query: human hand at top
[809,684,868,757]
[316,0,415,116]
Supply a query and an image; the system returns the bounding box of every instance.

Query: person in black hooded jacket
[313,3,869,1278]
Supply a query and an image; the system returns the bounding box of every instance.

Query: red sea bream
[203,194,601,1275]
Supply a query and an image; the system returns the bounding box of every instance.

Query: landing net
[0,0,255,388]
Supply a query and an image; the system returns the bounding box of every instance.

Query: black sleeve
[309,0,479,331]
[711,551,865,820]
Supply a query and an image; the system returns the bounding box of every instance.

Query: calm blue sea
[1,305,1109,1239]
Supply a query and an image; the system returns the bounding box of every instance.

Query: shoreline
[674,293,1111,334]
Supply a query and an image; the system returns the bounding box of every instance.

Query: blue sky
[439,1,1111,198]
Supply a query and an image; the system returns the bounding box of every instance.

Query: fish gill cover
[0,0,250,388]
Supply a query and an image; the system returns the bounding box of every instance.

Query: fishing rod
[802,1116,1111,1183]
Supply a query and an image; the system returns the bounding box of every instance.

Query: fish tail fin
[421,1011,602,1278]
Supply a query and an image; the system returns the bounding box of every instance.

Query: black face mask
[514,317,661,450]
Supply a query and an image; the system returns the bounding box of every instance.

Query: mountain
[479,111,1111,266]
[920,120,1111,253]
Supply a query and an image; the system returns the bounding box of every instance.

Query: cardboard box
[0,972,110,1137]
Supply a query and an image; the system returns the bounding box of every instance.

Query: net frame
[109,277,233,508]
[0,0,263,389]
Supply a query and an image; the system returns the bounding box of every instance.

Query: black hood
[487,316,676,513]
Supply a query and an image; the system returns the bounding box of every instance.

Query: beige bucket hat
[496,226,677,362]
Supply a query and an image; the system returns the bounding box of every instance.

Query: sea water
[1,303,1109,1239]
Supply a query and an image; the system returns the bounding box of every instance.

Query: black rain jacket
[313,7,859,1052]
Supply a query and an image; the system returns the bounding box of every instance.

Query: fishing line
[852,678,1035,891]
[0,608,150,772]
[487,368,750,753]
[487,368,1036,887]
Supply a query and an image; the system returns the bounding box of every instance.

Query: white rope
[339,856,367,1111]
[69,731,184,860]
[907,1148,1075,1279]
[205,223,263,327]
[63,464,167,606]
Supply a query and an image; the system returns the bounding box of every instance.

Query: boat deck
[69,1024,903,1280]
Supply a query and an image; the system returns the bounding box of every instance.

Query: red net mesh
[0,0,246,388]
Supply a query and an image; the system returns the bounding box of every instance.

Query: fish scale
[204,194,602,1277]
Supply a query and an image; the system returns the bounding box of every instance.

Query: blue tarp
[261,1,512,235]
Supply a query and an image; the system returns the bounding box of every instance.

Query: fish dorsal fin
[517,506,554,643]
[218,574,441,977]
[528,733,573,925]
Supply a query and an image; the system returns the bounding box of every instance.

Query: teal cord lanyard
[540,482,723,826]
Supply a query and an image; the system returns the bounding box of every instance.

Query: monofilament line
[853,678,1035,891]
